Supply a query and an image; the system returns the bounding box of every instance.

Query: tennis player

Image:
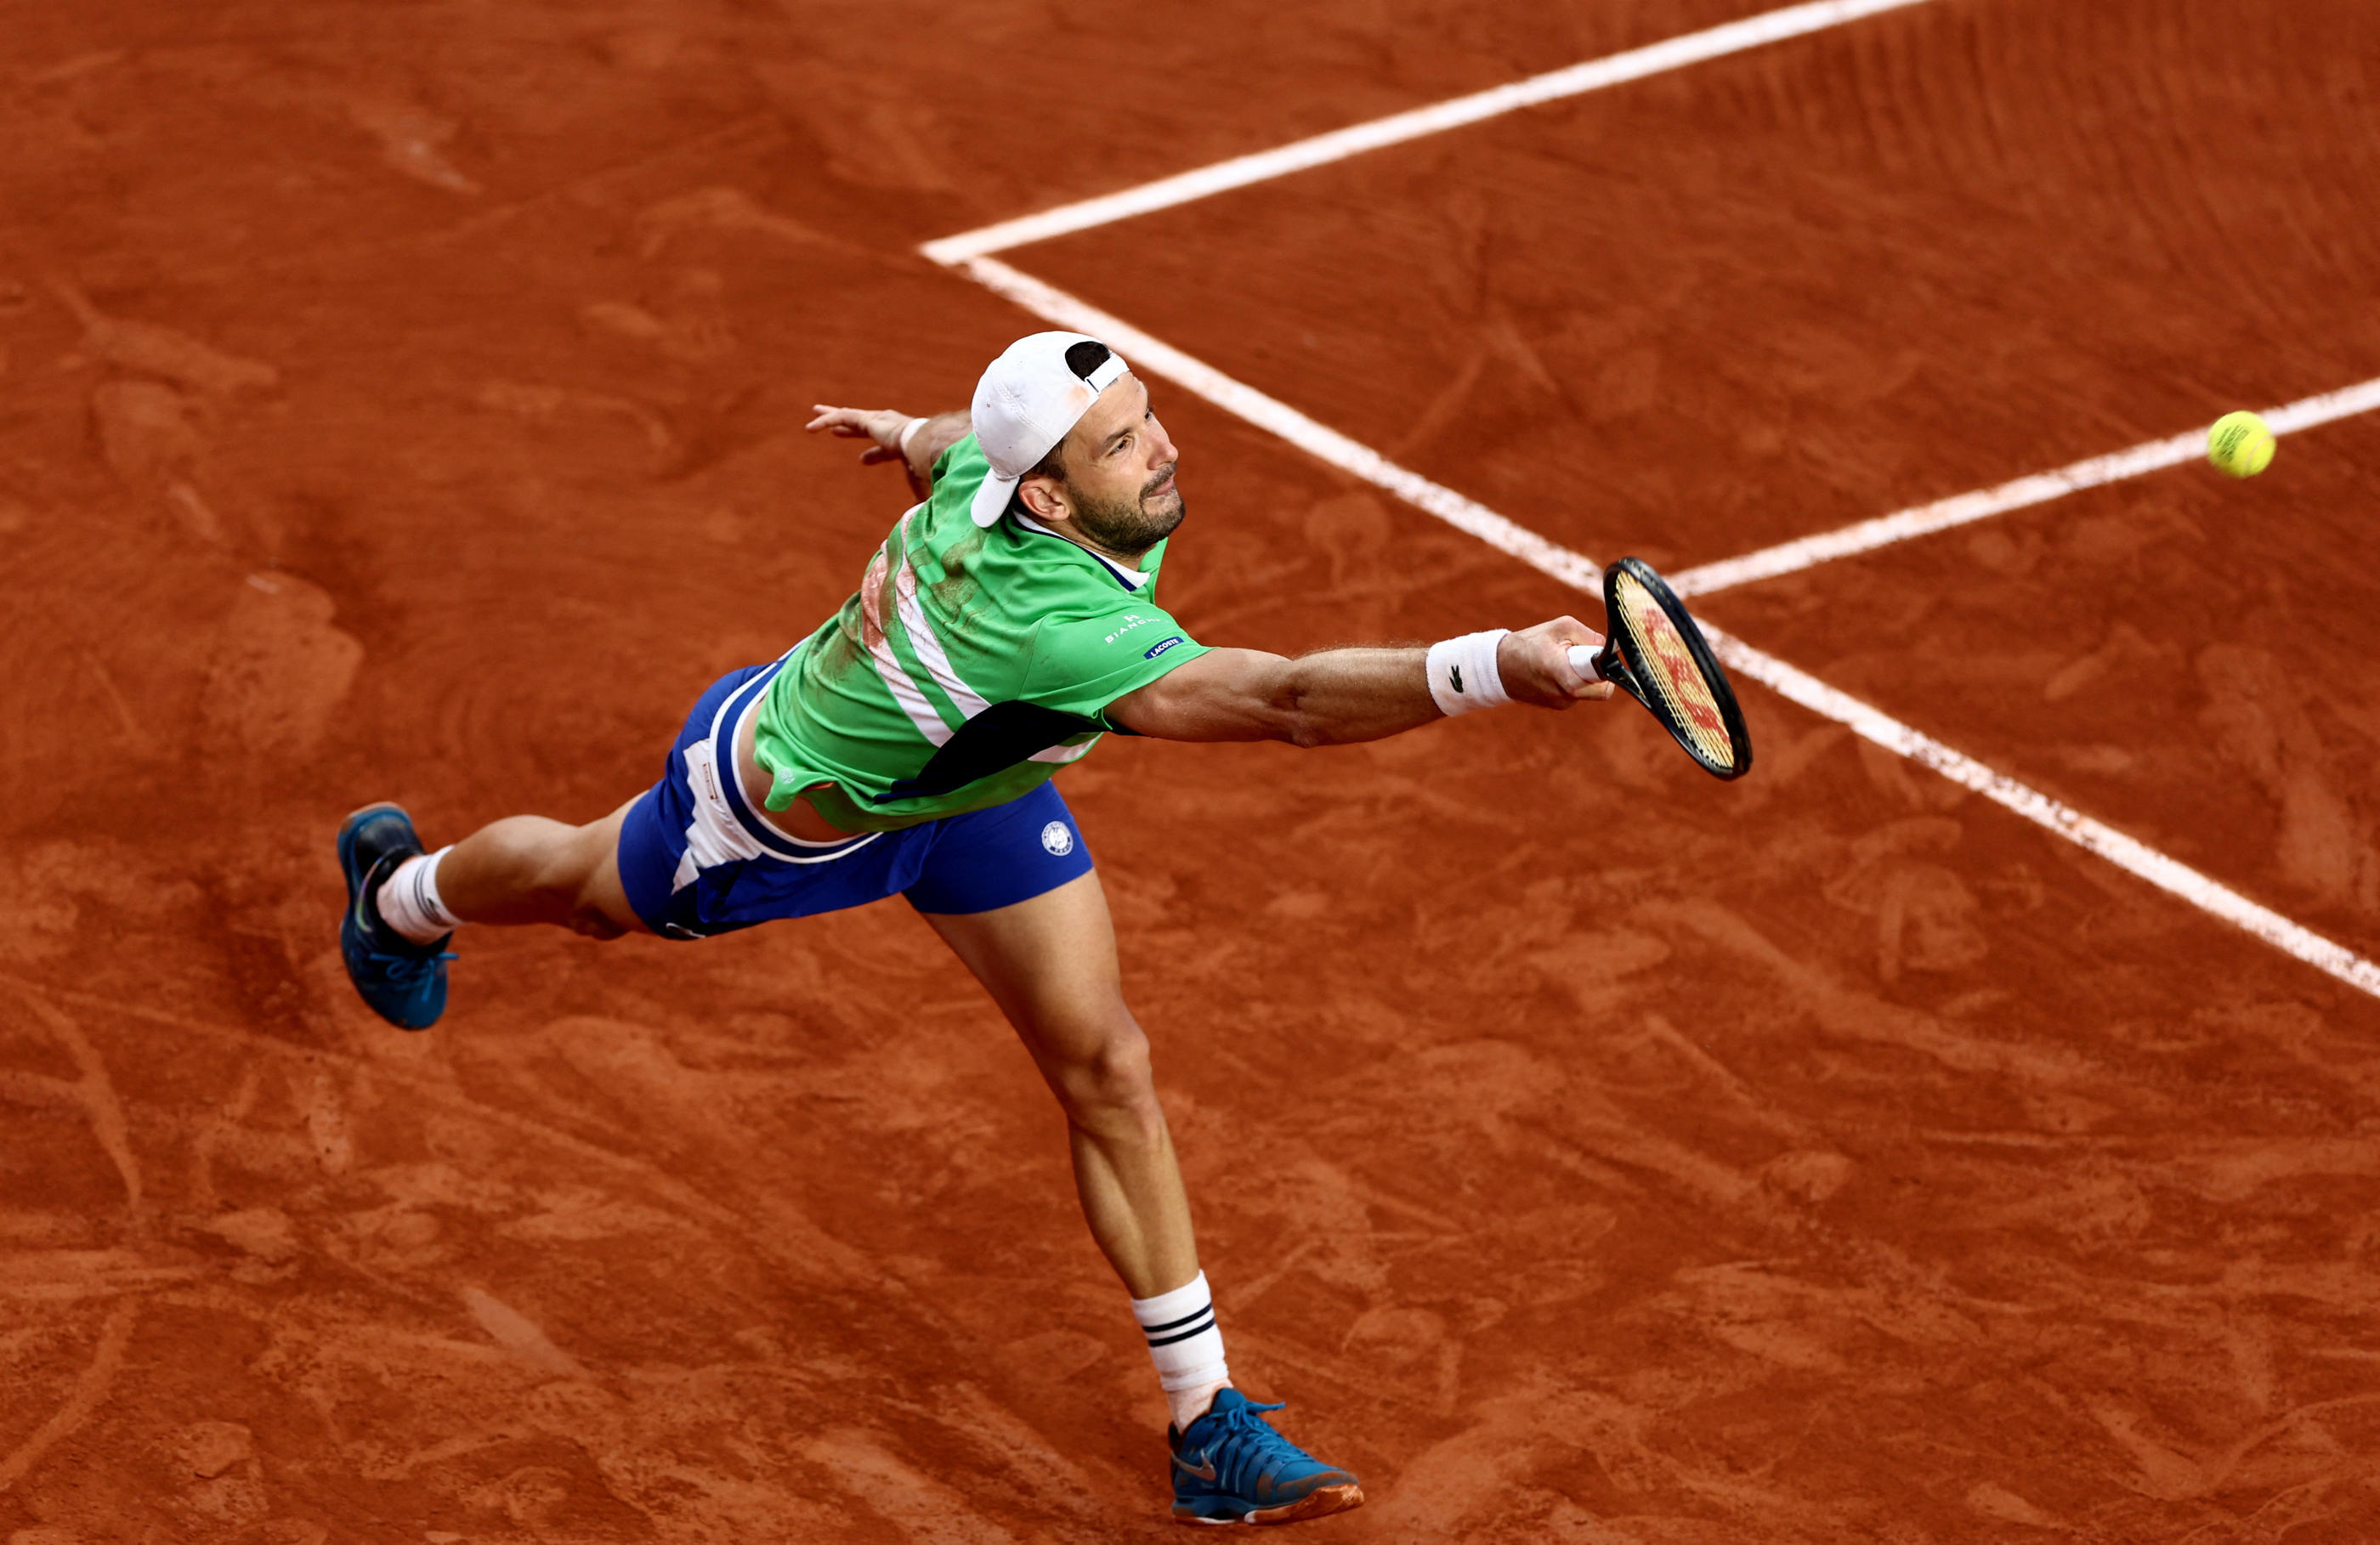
[335,332,1613,1526]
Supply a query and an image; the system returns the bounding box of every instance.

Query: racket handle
[1567,643,1604,683]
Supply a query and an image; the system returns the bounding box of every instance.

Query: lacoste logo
[1448,665,1465,693]
[1143,636,1182,659]
[1173,1448,1219,1483]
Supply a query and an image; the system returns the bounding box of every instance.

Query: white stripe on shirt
[858,543,952,746]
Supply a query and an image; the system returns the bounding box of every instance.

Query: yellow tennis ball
[2207,410,2275,478]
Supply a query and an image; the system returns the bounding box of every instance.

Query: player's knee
[1055,1019,1164,1138]
[561,829,631,939]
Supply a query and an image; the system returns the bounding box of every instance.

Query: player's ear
[1018,474,1069,523]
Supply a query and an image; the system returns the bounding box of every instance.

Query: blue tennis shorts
[615,656,1095,939]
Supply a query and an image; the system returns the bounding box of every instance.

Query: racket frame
[1590,556,1754,781]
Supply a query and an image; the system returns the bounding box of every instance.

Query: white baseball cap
[966,331,1130,527]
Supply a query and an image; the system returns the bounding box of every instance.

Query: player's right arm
[1106,620,1613,747]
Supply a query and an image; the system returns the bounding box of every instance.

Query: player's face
[1050,375,1184,556]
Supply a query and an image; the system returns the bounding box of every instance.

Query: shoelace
[1193,1400,1317,1492]
[365,942,456,982]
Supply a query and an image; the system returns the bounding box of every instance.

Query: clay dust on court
[7,1,2380,1540]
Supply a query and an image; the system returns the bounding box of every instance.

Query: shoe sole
[1175,1483,1363,1527]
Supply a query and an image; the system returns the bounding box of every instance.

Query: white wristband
[1425,629,1511,716]
[897,415,927,456]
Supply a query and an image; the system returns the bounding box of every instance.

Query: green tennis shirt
[751,433,1210,832]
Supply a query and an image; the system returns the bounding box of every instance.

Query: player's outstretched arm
[806,405,969,498]
[1107,618,1614,747]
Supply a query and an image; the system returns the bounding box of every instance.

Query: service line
[1670,376,2380,597]
[939,258,2380,1001]
[923,0,1940,264]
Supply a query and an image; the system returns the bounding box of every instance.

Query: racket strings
[1612,572,1737,771]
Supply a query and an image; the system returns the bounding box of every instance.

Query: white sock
[377,848,462,944]
[1132,1271,1231,1431]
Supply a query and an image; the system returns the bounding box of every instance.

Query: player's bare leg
[435,799,649,938]
[335,797,647,1030]
[923,870,1363,1525]
[921,870,1198,1299]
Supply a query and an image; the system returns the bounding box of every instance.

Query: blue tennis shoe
[337,803,452,1031]
[1169,1389,1362,1526]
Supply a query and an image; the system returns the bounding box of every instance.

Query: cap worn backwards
[967,331,1130,527]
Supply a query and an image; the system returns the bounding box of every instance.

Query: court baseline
[922,0,1944,265]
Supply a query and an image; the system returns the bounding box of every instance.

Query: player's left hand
[1498,617,1618,708]
[807,405,912,465]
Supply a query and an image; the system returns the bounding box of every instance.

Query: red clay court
[8,1,2380,1540]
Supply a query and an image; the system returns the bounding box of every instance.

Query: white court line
[1671,376,2380,597]
[1707,631,2380,997]
[923,0,1939,263]
[937,259,2380,1000]
[955,256,1601,593]
[922,0,2379,992]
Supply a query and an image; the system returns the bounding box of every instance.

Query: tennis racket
[1567,556,1753,781]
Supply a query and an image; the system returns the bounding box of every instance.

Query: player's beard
[1068,461,1185,557]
